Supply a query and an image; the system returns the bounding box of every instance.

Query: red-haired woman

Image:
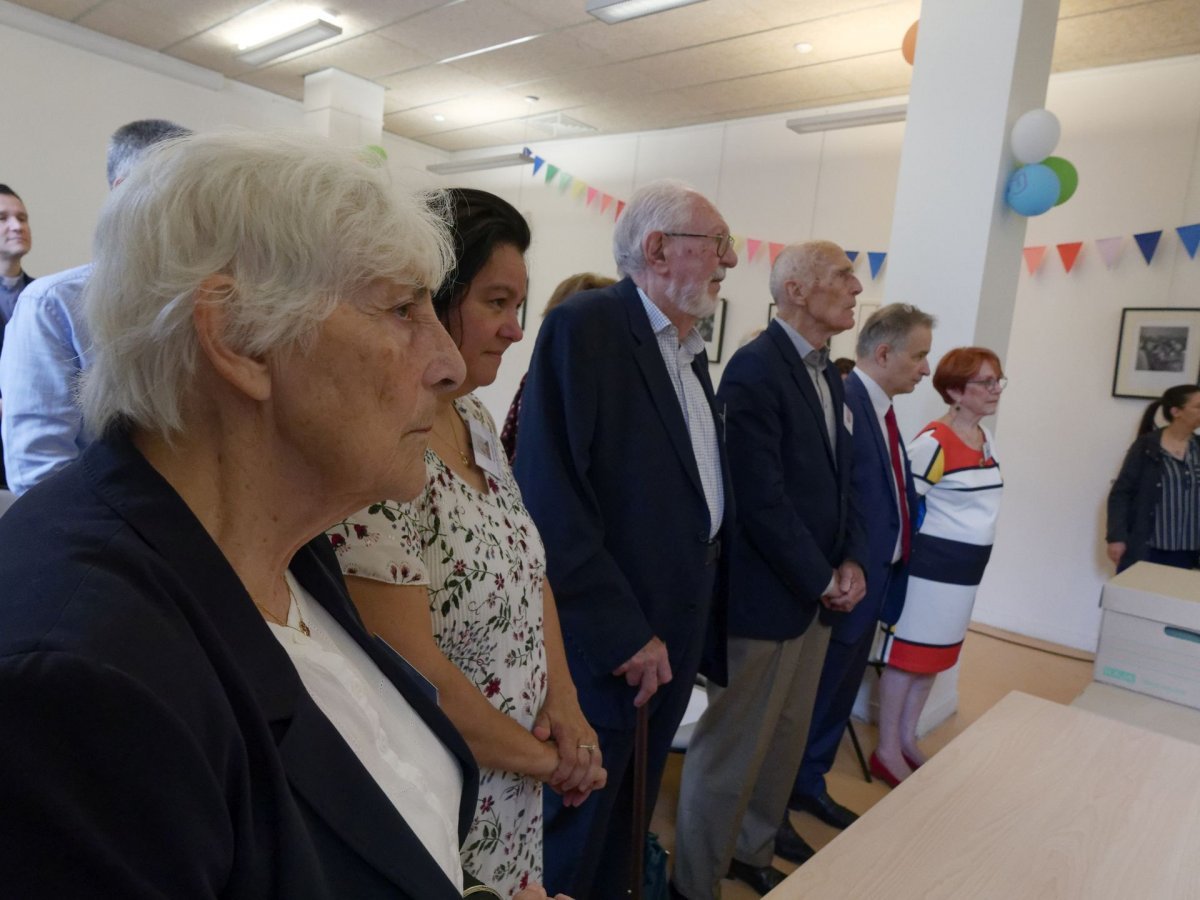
[871,347,1006,785]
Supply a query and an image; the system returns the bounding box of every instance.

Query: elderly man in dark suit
[673,241,868,899]
[789,303,933,831]
[514,179,738,899]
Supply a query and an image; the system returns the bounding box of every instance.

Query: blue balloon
[1005,164,1061,216]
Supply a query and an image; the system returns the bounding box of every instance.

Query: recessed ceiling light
[586,0,707,23]
[433,114,446,122]
[794,42,814,54]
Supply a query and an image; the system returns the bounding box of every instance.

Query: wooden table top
[765,691,1200,899]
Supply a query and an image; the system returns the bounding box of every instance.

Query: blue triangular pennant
[532,156,545,176]
[868,251,887,279]
[1176,223,1200,260]
[846,250,859,264]
[1134,230,1162,265]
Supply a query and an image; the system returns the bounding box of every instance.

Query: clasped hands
[821,561,866,612]
[532,693,607,808]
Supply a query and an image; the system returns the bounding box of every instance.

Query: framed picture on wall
[519,298,527,331]
[1112,307,1200,399]
[767,302,777,325]
[699,298,728,364]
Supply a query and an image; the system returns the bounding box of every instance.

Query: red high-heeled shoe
[868,752,903,788]
[902,751,924,771]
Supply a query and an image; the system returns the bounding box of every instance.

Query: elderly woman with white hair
[0,132,566,900]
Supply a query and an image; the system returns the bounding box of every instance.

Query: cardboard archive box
[1095,562,1200,709]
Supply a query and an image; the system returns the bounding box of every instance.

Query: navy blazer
[718,320,867,641]
[514,277,732,730]
[830,370,918,645]
[0,433,477,899]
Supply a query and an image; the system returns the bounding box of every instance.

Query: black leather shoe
[726,858,788,895]
[668,882,690,900]
[789,790,859,829]
[774,817,816,865]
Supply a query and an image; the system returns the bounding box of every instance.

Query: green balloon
[1043,156,1078,206]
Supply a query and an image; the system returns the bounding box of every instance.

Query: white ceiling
[12,0,1200,150]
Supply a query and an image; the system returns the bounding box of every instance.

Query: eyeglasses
[663,232,734,257]
[966,377,1008,392]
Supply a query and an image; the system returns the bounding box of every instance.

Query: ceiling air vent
[525,112,598,137]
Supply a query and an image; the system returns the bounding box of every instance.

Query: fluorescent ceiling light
[236,18,342,66]
[586,0,708,24]
[426,152,535,175]
[786,102,908,134]
[439,34,540,64]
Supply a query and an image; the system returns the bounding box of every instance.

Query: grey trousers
[673,623,832,900]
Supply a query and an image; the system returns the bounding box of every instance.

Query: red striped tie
[884,405,911,562]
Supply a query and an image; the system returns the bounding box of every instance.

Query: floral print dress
[329,393,548,897]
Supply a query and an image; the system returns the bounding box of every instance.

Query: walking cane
[630,703,649,900]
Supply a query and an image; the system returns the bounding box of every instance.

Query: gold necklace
[432,414,472,467]
[255,581,310,637]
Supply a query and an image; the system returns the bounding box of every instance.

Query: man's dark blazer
[514,276,732,731]
[0,433,477,899]
[718,319,866,640]
[831,369,918,645]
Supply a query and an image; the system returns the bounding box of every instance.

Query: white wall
[5,13,1199,652]
[462,55,1200,653]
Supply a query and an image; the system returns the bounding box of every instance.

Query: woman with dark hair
[1106,383,1200,573]
[872,347,1006,786]
[330,189,602,897]
[499,271,616,463]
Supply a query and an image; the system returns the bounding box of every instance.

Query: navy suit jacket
[831,370,918,645]
[718,320,866,641]
[0,433,477,899]
[514,277,732,730]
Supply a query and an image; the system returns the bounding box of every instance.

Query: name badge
[469,417,504,482]
[843,405,854,435]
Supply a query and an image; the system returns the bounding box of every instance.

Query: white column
[880,0,1060,734]
[303,67,385,147]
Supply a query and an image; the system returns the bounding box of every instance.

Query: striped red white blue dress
[884,421,1004,673]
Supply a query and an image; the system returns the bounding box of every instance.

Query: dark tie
[884,405,911,562]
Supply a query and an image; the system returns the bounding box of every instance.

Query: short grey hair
[80,130,454,438]
[612,179,703,277]
[106,119,191,187]
[768,240,845,304]
[856,303,936,358]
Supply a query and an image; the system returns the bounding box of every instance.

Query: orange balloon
[902,20,918,65]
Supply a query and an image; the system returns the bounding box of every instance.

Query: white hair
[768,241,845,304]
[79,130,453,438]
[612,179,703,277]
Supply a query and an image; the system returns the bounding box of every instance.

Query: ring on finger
[578,743,600,752]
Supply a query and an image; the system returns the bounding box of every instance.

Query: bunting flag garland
[520,148,1199,279]
[1057,242,1083,273]
[868,251,887,279]
[1023,246,1047,274]
[1134,230,1162,265]
[1178,223,1200,259]
[1095,236,1125,269]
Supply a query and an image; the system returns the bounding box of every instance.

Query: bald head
[768,240,846,304]
[769,240,861,344]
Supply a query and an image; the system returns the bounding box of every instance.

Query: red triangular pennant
[586,187,598,206]
[1057,242,1083,273]
[1023,246,1046,274]
[600,193,613,214]
[746,238,762,262]
[615,200,626,220]
[768,242,785,265]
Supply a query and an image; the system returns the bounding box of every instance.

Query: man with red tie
[789,303,934,828]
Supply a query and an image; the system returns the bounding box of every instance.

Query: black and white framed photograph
[699,298,728,364]
[1112,307,1200,398]
[519,299,527,331]
[767,302,777,326]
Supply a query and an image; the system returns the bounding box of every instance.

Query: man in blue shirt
[0,119,188,495]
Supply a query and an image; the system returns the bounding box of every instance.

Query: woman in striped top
[871,347,1006,786]
[1106,384,1200,573]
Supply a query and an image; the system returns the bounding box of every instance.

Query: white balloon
[1010,109,1061,165]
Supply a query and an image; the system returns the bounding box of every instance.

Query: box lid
[1102,562,1200,629]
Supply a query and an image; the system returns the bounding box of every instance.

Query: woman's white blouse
[267,572,464,892]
